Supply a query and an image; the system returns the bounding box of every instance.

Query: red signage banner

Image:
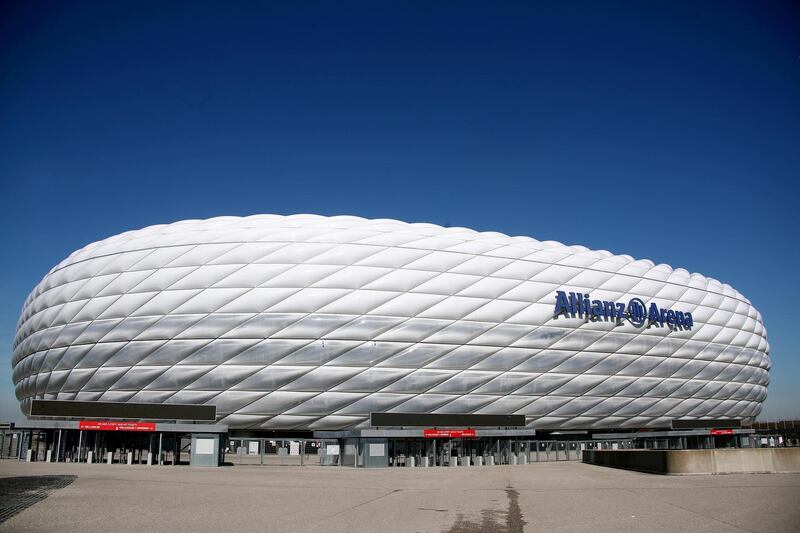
[423,429,477,438]
[710,429,734,436]
[79,421,156,432]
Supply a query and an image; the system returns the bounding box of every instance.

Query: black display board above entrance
[370,412,525,427]
[671,419,741,429]
[30,399,216,421]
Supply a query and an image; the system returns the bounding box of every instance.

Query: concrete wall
[190,434,220,467]
[358,438,389,468]
[582,448,800,475]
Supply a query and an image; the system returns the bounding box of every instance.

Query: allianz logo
[553,290,694,330]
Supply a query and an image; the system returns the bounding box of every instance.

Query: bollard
[407,456,415,468]
[420,456,429,467]
[26,449,33,462]
[460,456,470,467]
[475,456,483,466]
[510,454,518,465]
[147,452,153,466]
[449,458,458,467]
[127,452,133,465]
[107,451,113,464]
[486,455,495,466]
[46,450,52,463]
[518,453,527,465]
[87,451,93,464]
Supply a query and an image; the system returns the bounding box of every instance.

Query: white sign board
[248,441,259,455]
[327,445,340,455]
[369,443,385,457]
[289,441,300,455]
[195,438,214,455]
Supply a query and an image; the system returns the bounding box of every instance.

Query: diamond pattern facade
[11,215,770,430]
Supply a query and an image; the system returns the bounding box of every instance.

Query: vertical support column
[86,432,94,464]
[26,431,33,462]
[56,430,62,462]
[158,433,163,465]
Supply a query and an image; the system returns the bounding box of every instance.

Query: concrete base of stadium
[582,448,800,475]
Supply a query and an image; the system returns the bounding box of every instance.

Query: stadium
[6,214,771,466]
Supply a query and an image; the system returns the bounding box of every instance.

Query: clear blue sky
[1,1,798,422]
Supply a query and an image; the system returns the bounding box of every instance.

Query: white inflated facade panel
[11,215,770,430]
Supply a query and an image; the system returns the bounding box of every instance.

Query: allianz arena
[11,214,770,433]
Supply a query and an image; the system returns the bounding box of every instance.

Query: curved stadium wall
[11,215,770,430]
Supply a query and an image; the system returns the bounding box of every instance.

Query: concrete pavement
[1,460,798,532]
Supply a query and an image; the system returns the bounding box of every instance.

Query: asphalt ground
[0,460,798,533]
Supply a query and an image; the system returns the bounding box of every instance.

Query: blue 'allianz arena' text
[553,290,693,329]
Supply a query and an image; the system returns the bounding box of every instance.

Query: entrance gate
[382,438,638,465]
[224,438,336,466]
